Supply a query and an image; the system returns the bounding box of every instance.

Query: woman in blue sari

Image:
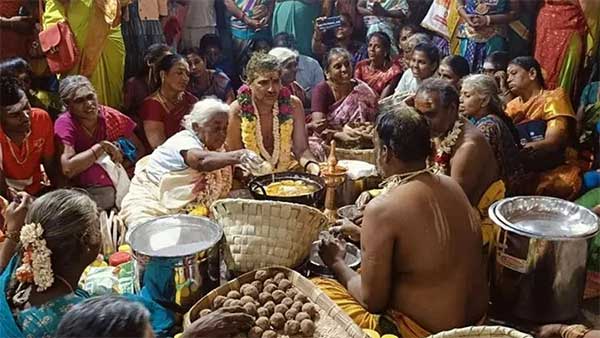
[0,189,178,338]
[0,190,100,338]
[456,0,519,72]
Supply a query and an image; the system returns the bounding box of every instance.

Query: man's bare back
[362,173,488,333]
[448,121,500,205]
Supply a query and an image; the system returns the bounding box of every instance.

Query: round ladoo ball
[273,272,286,283]
[254,270,270,282]
[256,307,270,318]
[271,290,286,304]
[262,330,277,338]
[223,299,234,308]
[213,295,227,309]
[242,285,260,300]
[264,278,277,287]
[300,319,316,337]
[281,297,294,308]
[269,312,286,330]
[291,301,304,311]
[278,279,292,291]
[258,292,273,305]
[255,316,270,331]
[227,290,241,299]
[240,283,252,294]
[243,302,257,316]
[295,312,310,323]
[274,303,288,314]
[294,293,308,303]
[285,288,298,299]
[199,309,212,318]
[285,308,299,321]
[302,303,317,319]
[248,326,264,338]
[263,284,278,294]
[229,300,242,308]
[284,320,301,335]
[251,280,263,292]
[263,301,276,316]
[240,295,256,305]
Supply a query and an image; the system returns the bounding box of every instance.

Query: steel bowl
[248,172,326,207]
[128,215,223,312]
[308,240,361,277]
[337,204,361,220]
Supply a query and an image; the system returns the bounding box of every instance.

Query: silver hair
[461,74,504,114]
[407,33,432,53]
[269,47,299,66]
[182,97,230,131]
[58,75,95,104]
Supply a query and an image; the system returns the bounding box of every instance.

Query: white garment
[96,155,131,209]
[297,55,324,100]
[145,130,203,184]
[184,0,216,28]
[394,68,420,95]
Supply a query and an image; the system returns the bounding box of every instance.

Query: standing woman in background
[271,0,321,57]
[43,0,126,109]
[534,0,600,96]
[455,0,519,72]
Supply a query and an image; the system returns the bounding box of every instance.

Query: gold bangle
[560,325,591,338]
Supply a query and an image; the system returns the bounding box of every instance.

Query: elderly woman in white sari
[120,97,262,231]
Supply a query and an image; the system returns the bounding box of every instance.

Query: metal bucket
[335,160,380,207]
[128,215,223,313]
[488,196,599,323]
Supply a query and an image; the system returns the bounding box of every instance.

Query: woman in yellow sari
[506,56,581,200]
[43,0,126,108]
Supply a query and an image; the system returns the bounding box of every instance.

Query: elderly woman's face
[280,58,298,86]
[69,86,99,122]
[326,54,352,84]
[194,113,228,151]
[162,60,190,93]
[250,71,282,105]
[459,86,485,117]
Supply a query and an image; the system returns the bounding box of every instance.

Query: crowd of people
[0,0,599,337]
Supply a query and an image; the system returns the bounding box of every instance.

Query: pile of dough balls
[208,270,318,338]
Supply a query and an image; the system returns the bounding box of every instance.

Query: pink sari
[309,81,378,160]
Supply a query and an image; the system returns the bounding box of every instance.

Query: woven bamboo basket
[323,144,376,164]
[426,326,533,338]
[184,266,367,338]
[211,199,330,273]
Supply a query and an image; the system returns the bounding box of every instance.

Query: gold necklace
[6,134,30,166]
[54,274,74,293]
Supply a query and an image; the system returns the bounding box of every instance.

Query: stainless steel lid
[128,215,223,257]
[490,196,599,240]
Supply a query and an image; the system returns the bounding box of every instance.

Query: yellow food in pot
[261,180,319,197]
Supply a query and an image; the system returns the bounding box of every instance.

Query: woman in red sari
[139,54,198,150]
[534,0,600,95]
[354,31,403,100]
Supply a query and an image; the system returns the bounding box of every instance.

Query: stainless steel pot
[128,215,223,313]
[308,240,361,277]
[488,196,599,323]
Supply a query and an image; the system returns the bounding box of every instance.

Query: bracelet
[560,325,591,338]
[485,15,491,26]
[91,146,99,159]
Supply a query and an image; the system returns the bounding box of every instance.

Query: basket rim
[426,326,534,338]
[210,197,328,216]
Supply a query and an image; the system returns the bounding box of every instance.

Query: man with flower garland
[226,53,319,180]
[414,78,502,252]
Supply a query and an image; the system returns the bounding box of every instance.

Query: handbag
[37,1,79,74]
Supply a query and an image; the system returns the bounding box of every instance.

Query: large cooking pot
[248,172,325,207]
[128,215,223,313]
[336,160,380,207]
[488,196,599,323]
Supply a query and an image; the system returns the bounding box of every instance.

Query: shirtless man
[414,78,500,206]
[317,107,488,337]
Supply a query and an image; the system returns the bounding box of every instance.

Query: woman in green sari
[43,0,125,109]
